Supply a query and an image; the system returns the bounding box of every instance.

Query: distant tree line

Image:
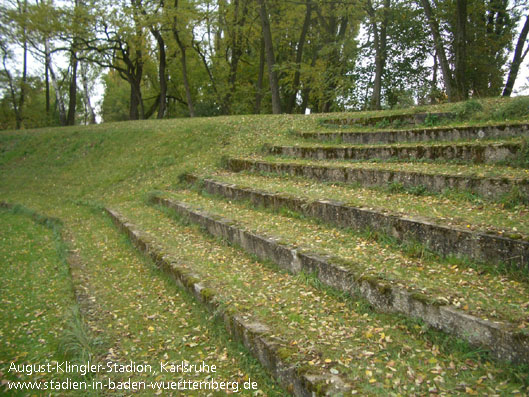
[1,0,528,128]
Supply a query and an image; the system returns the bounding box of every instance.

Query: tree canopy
[1,0,528,128]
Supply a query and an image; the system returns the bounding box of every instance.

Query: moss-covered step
[300,123,529,144]
[149,194,529,364]
[193,170,529,237]
[227,158,529,201]
[268,142,523,164]
[110,200,529,394]
[184,175,529,269]
[152,190,529,330]
[323,112,454,127]
[105,207,351,396]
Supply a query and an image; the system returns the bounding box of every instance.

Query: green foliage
[493,96,529,120]
[374,118,390,129]
[453,99,483,120]
[58,306,101,364]
[499,186,529,209]
[101,71,132,122]
[424,113,440,126]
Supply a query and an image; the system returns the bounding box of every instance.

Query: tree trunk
[224,0,248,113]
[129,78,143,120]
[47,44,67,125]
[45,48,50,116]
[421,0,455,101]
[67,49,78,125]
[503,15,529,97]
[80,61,96,124]
[286,0,312,114]
[430,49,439,103]
[14,0,28,129]
[454,0,467,100]
[151,29,167,118]
[254,35,265,114]
[368,0,390,110]
[173,0,195,117]
[257,0,281,114]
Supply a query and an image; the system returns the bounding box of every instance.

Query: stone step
[227,158,529,201]
[150,194,529,364]
[268,142,522,164]
[106,206,350,396]
[197,171,529,238]
[300,123,529,144]
[184,175,529,269]
[149,190,529,331]
[323,112,454,127]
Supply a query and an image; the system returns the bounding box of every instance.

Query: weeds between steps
[244,165,529,210]
[101,213,285,395]
[0,204,102,385]
[177,184,529,283]
[144,194,529,376]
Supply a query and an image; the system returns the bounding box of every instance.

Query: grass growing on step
[0,207,99,393]
[499,185,529,209]
[206,170,529,239]
[320,97,529,131]
[284,259,529,387]
[453,99,484,121]
[120,199,529,393]
[253,154,529,180]
[164,189,529,326]
[493,96,529,120]
[69,204,285,395]
[192,181,529,284]
[58,306,101,365]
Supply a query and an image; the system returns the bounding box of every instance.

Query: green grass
[320,96,529,131]
[0,207,98,395]
[250,154,529,179]
[116,199,529,394]
[65,204,285,395]
[158,189,529,326]
[1,101,529,394]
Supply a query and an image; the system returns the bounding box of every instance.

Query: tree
[420,0,456,100]
[366,0,390,110]
[257,0,281,114]
[503,14,529,96]
[0,0,28,129]
[285,0,312,114]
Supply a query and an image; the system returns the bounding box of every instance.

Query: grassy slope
[1,98,529,394]
[0,114,307,396]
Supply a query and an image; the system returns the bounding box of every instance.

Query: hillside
[1,97,529,395]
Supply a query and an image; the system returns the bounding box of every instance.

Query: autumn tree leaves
[1,0,528,127]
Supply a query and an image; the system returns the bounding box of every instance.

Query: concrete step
[268,142,523,164]
[227,158,529,201]
[106,206,350,396]
[323,112,454,127]
[185,175,529,269]
[300,123,529,144]
[150,193,529,364]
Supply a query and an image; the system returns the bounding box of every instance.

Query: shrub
[453,99,483,120]
[494,96,529,120]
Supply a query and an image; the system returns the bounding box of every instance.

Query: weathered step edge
[300,123,529,144]
[150,196,529,365]
[185,175,529,270]
[323,112,454,126]
[227,158,529,201]
[269,142,521,164]
[104,207,351,397]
